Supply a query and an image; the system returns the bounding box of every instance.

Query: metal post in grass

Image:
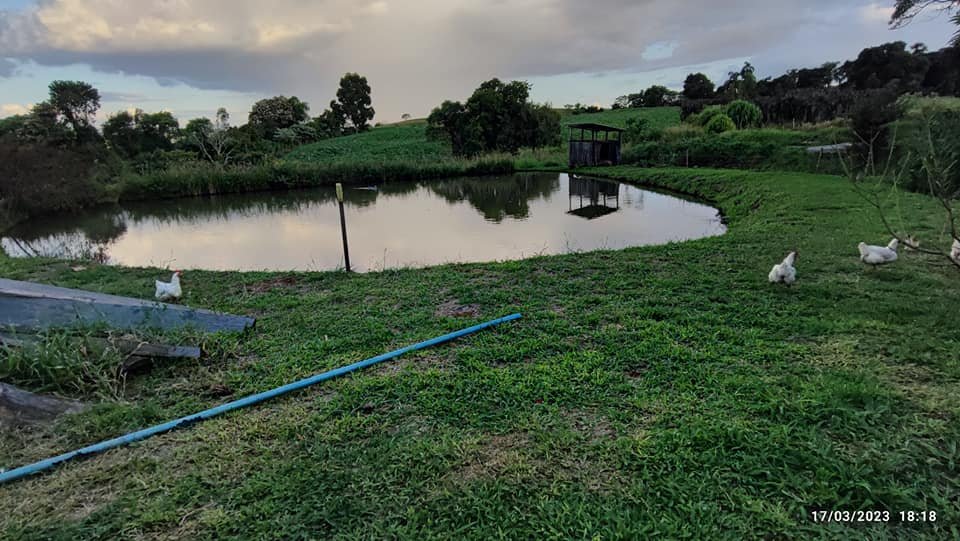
[336,183,351,272]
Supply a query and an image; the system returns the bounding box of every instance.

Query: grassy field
[1,166,958,539]
[284,108,681,165]
[284,124,454,163]
[558,106,680,130]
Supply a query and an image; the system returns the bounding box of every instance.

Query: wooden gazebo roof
[566,122,625,132]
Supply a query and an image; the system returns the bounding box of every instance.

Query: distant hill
[285,107,680,163]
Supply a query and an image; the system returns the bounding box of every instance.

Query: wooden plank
[0,278,255,333]
[0,382,85,426]
[0,296,254,334]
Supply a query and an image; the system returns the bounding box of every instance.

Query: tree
[796,63,838,89]
[683,73,715,99]
[839,41,930,92]
[890,0,959,45]
[310,102,347,139]
[248,96,310,139]
[46,80,101,143]
[137,111,179,152]
[335,73,375,132]
[426,79,559,156]
[718,62,758,100]
[102,110,142,157]
[183,109,235,166]
[641,85,679,107]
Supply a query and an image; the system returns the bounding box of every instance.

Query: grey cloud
[0,0,955,119]
[0,58,16,77]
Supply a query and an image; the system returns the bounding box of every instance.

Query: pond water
[2,173,725,272]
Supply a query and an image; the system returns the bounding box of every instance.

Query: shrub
[725,100,763,129]
[0,138,112,219]
[705,114,736,134]
[661,124,704,142]
[689,106,724,127]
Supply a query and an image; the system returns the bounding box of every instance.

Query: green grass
[559,106,680,131]
[284,124,453,163]
[1,166,958,539]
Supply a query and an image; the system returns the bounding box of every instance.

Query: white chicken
[768,251,797,284]
[858,238,898,267]
[951,238,960,264]
[155,270,182,301]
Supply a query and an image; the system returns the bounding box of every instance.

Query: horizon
[0,0,956,124]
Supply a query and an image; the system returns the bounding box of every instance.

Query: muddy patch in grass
[435,300,480,318]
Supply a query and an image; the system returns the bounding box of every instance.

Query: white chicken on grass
[858,238,899,267]
[768,251,798,284]
[155,270,182,301]
[952,238,960,265]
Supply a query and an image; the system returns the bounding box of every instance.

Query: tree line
[0,73,375,169]
[0,73,375,222]
[612,40,959,124]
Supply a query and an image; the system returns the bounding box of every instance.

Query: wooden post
[336,183,351,272]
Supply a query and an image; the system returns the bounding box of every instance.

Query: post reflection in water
[2,173,726,271]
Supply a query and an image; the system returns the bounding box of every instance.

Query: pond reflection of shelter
[567,176,620,219]
[568,123,623,167]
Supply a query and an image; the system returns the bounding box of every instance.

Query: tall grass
[0,331,125,399]
[119,155,515,200]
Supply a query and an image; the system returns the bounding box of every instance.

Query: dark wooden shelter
[568,123,624,168]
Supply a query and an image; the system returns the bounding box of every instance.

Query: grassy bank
[118,155,514,200]
[1,166,957,539]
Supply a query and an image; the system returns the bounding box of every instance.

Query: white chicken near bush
[952,238,960,265]
[858,239,899,267]
[768,251,797,284]
[155,270,183,301]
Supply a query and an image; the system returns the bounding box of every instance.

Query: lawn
[1,166,958,539]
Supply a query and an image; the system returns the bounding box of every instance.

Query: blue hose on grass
[0,313,522,484]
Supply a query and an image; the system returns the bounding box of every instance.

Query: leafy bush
[661,124,705,142]
[690,106,725,127]
[725,100,763,129]
[620,128,844,174]
[623,117,663,144]
[0,138,115,220]
[705,114,736,134]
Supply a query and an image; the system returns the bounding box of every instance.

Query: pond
[2,173,725,272]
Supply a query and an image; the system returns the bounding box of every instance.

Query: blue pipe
[0,313,521,484]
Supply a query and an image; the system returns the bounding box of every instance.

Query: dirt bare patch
[435,300,480,318]
[454,432,536,482]
[371,351,454,376]
[564,408,616,441]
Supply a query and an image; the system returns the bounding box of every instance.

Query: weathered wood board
[0,382,85,425]
[0,279,255,333]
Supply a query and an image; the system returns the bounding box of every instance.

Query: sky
[0,0,956,124]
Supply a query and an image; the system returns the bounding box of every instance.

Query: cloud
[0,57,17,76]
[0,0,956,119]
[0,103,31,117]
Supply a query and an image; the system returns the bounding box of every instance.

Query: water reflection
[2,173,725,271]
[568,176,621,220]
